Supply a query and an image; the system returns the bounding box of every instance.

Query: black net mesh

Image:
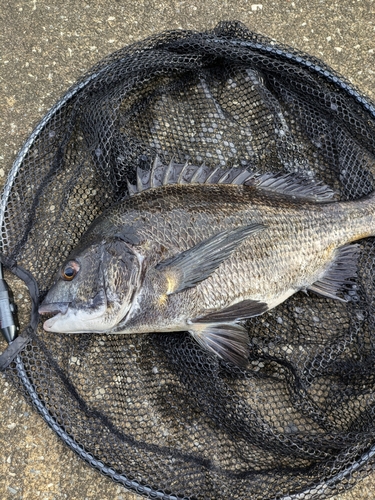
[2,21,375,499]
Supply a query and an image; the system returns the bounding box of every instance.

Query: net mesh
[2,20,375,499]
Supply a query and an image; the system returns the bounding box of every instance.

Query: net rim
[2,28,375,499]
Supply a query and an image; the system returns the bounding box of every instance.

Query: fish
[38,157,375,367]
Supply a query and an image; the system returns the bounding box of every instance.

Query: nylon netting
[2,21,375,499]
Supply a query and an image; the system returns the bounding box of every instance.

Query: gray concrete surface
[1,0,375,498]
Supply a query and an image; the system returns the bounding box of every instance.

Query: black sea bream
[39,159,374,366]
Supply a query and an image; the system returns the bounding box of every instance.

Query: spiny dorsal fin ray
[127,179,137,196]
[162,159,174,185]
[204,167,222,184]
[136,166,145,192]
[126,158,335,203]
[307,244,359,301]
[177,161,190,184]
[190,165,205,183]
[150,155,160,188]
[232,169,253,185]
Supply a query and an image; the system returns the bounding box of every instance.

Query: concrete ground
[1,0,375,498]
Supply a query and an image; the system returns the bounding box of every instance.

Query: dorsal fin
[251,172,335,202]
[127,157,254,196]
[126,157,335,203]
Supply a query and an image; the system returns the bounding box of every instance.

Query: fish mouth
[38,302,70,330]
[38,302,70,316]
[38,292,108,333]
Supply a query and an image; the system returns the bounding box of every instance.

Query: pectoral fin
[155,223,265,294]
[307,244,359,301]
[189,322,250,367]
[193,298,268,322]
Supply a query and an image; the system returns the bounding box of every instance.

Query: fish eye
[61,260,80,281]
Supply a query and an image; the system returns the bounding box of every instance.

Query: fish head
[39,238,142,333]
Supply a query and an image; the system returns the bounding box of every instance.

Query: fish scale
[39,161,375,366]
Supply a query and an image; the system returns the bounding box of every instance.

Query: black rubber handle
[0,265,18,343]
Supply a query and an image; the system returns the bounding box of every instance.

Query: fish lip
[42,301,108,333]
[40,291,108,333]
[38,302,70,316]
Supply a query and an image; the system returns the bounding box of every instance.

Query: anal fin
[189,322,249,368]
[307,244,359,302]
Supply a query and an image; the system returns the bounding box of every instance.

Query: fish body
[39,160,375,366]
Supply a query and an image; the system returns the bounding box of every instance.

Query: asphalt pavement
[1,1,375,498]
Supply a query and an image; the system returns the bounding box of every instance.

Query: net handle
[0,257,39,370]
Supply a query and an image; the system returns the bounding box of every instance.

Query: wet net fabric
[3,21,375,499]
